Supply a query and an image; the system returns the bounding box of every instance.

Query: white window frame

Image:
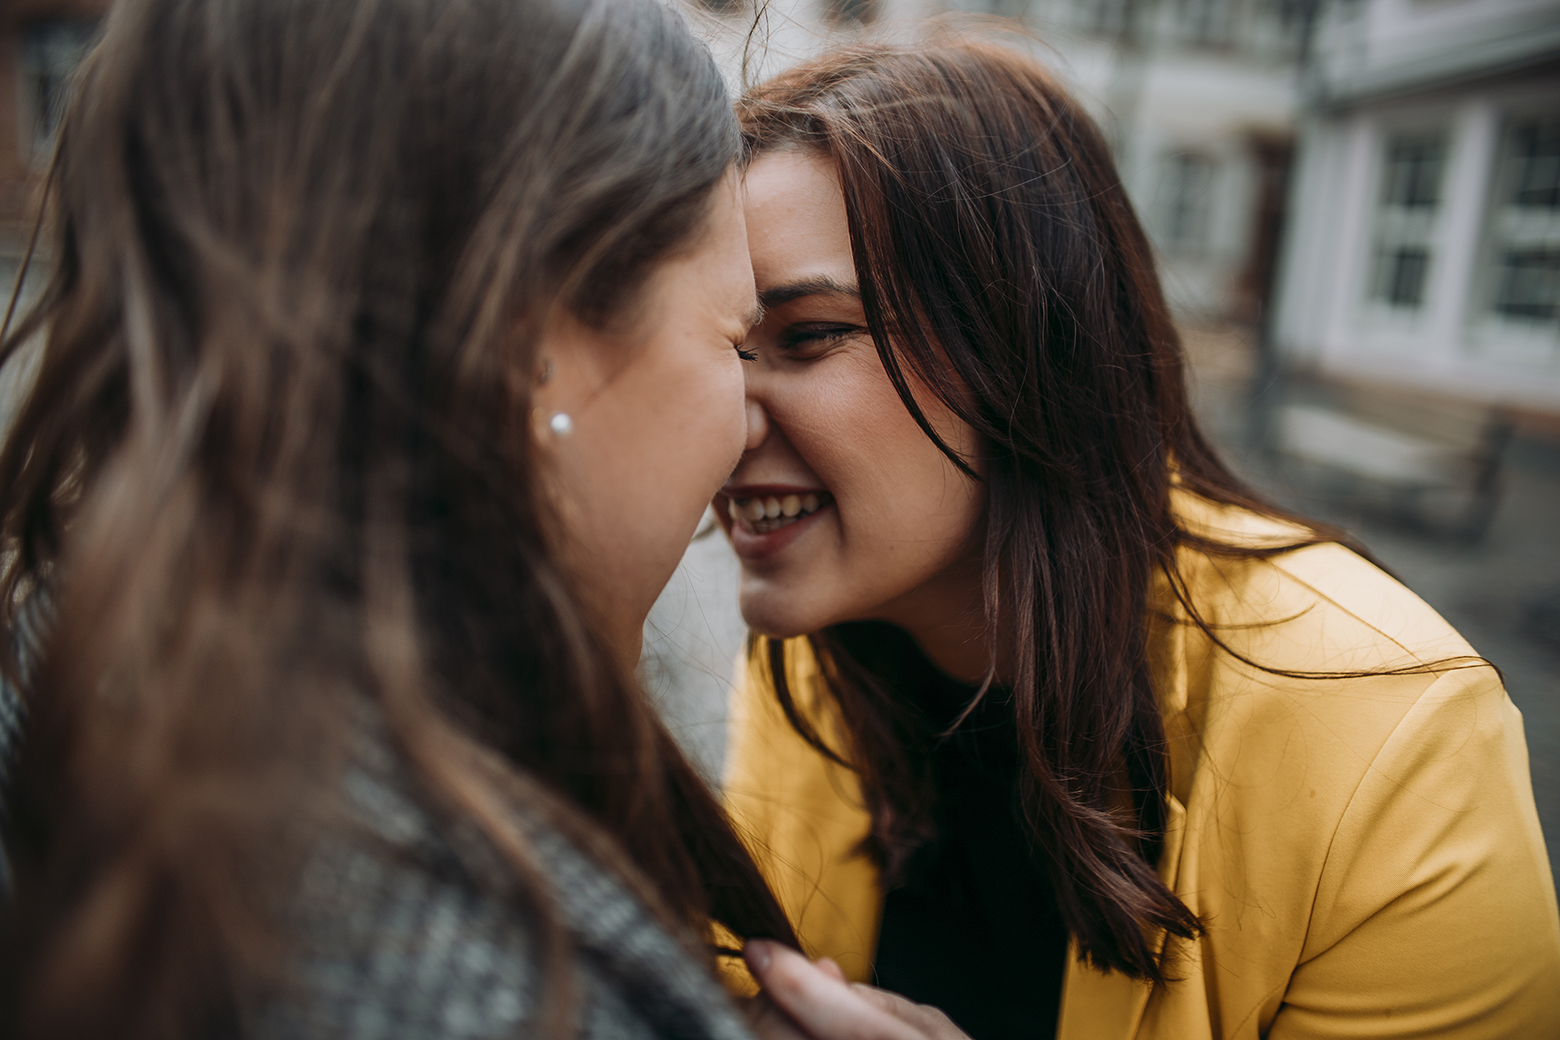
[1363,126,1448,314]
[1468,105,1560,367]
[1157,150,1219,255]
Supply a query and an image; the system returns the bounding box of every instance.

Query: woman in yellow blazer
[716,37,1560,1040]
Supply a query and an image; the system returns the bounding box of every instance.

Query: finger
[848,985,968,1040]
[742,993,814,1040]
[814,957,848,983]
[744,940,921,1040]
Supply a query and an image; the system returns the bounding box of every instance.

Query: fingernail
[744,939,773,973]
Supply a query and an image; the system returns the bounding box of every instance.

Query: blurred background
[2,0,1556,880]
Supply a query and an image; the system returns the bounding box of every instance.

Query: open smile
[726,490,833,535]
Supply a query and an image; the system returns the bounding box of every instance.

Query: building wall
[1318,0,1558,86]
[1274,0,1560,408]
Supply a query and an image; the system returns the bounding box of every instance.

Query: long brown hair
[0,0,794,1034]
[738,38,1376,983]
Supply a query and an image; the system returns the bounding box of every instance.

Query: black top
[871,645,1068,1040]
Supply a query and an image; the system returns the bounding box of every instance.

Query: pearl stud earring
[549,412,574,437]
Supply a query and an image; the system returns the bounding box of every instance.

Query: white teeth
[727,492,830,535]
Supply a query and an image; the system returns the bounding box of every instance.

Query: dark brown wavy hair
[0,0,794,1035]
[738,37,1368,983]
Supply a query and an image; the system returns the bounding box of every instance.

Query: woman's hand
[743,992,813,1040]
[743,940,971,1040]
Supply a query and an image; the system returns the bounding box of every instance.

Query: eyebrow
[758,276,862,310]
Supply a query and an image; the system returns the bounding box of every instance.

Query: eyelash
[735,344,758,361]
[780,324,859,350]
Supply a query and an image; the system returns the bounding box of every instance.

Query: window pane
[1479,114,1560,347]
[1075,0,1133,36]
[1508,118,1560,210]
[1368,130,1446,312]
[826,0,878,25]
[1380,135,1445,209]
[1160,152,1216,251]
[1381,247,1430,307]
[1180,0,1235,46]
[1493,249,1560,321]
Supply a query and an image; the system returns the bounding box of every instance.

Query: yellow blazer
[722,493,1560,1039]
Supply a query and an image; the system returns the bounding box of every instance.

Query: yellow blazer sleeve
[721,640,882,983]
[1270,663,1560,1039]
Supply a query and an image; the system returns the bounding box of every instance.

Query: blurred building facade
[1274,0,1560,411]
[5,0,1316,330]
[1,0,107,294]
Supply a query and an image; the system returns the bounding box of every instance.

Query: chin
[737,585,827,642]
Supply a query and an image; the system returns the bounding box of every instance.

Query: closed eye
[735,342,758,361]
[779,323,863,354]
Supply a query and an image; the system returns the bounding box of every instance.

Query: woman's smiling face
[719,148,986,650]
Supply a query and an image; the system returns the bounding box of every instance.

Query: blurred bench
[1270,379,1514,544]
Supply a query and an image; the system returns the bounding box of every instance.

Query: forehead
[743,149,854,287]
[633,172,754,333]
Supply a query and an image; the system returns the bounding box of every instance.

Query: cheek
[837,416,978,562]
[566,347,745,639]
[643,347,748,556]
[793,354,961,528]
[757,355,982,628]
[709,360,750,474]
[664,350,746,494]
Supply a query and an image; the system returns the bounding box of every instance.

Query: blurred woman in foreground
[722,38,1560,1039]
[0,0,802,1035]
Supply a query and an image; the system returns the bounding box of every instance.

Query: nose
[744,397,769,453]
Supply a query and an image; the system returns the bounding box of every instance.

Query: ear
[531,305,617,436]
